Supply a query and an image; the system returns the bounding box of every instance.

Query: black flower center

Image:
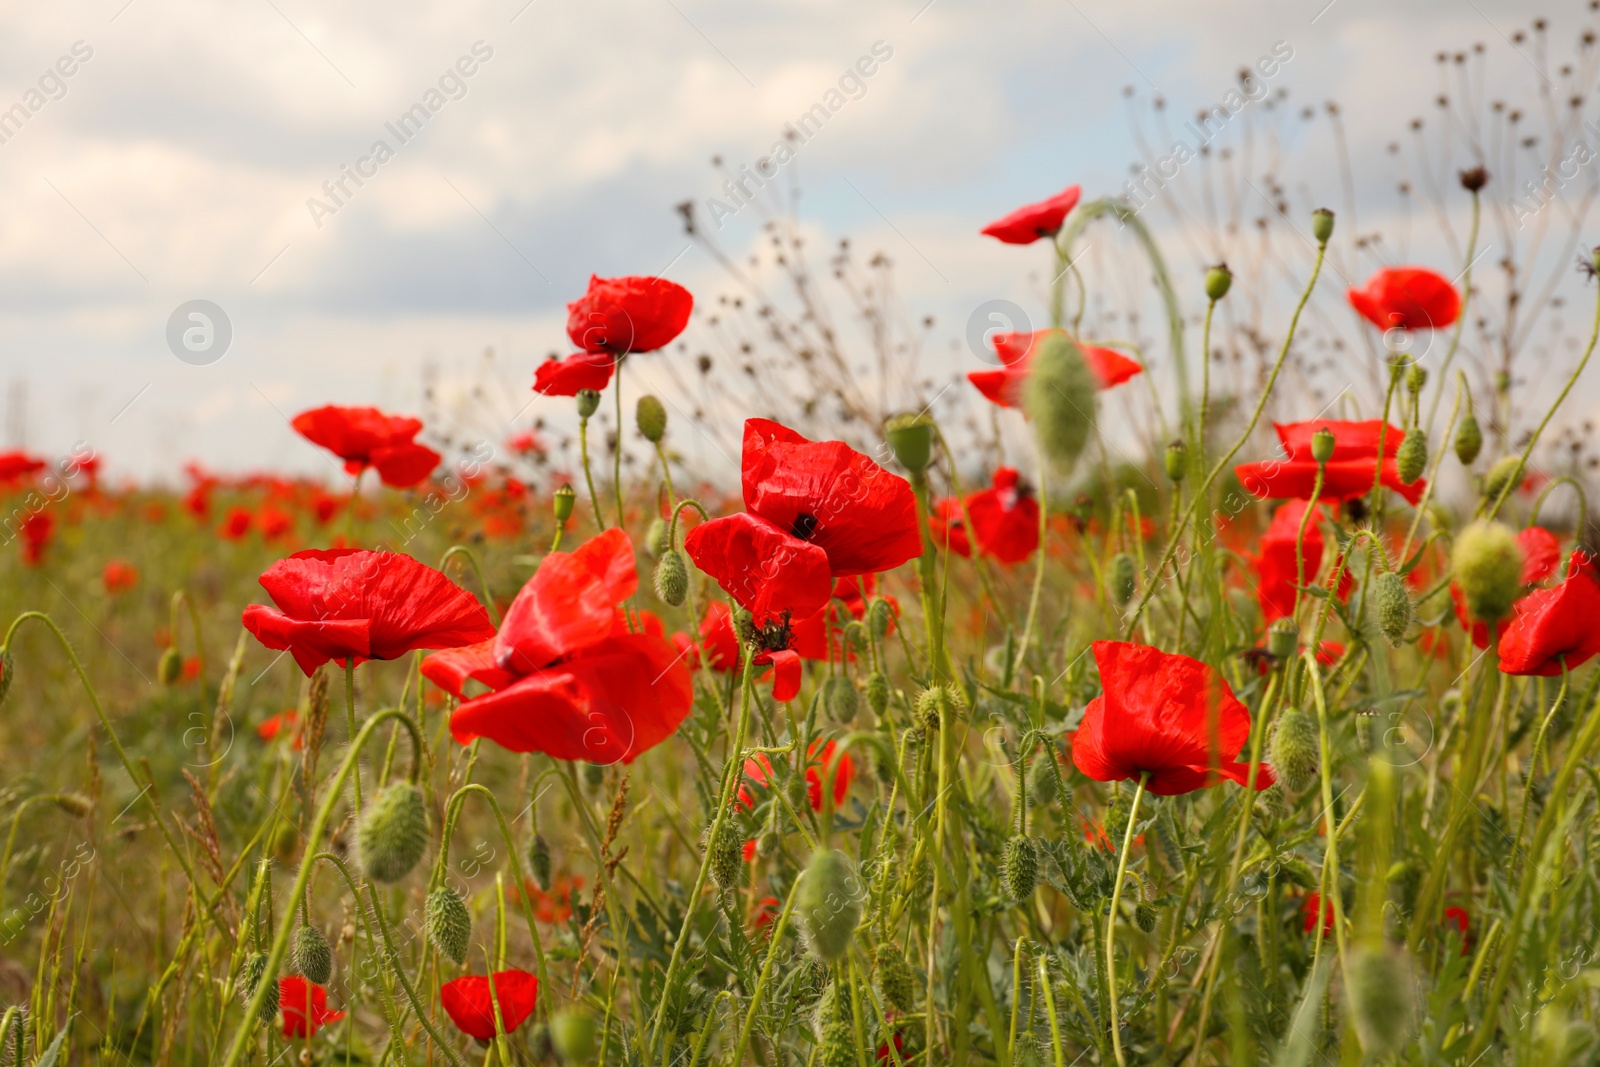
[791,512,819,541]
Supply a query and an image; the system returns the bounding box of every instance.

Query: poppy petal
[495,528,637,672]
[533,351,616,396]
[684,512,834,618]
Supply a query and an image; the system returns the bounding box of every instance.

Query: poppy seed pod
[1483,455,1522,502]
[1270,708,1320,794]
[874,943,916,1013]
[1454,411,1483,465]
[1108,553,1137,606]
[823,675,859,724]
[1347,946,1414,1057]
[1267,618,1299,661]
[528,833,552,892]
[575,388,601,420]
[1023,333,1098,472]
[884,412,936,475]
[1453,520,1524,623]
[294,924,333,985]
[158,646,183,686]
[1311,427,1337,465]
[550,1008,598,1065]
[1001,834,1038,901]
[1204,263,1233,301]
[635,394,668,443]
[1164,439,1187,482]
[1312,207,1336,244]
[552,484,576,523]
[1375,570,1413,646]
[1395,430,1427,486]
[241,952,279,1021]
[425,886,472,966]
[653,549,688,607]
[356,782,430,884]
[865,671,889,718]
[1459,166,1488,192]
[645,516,671,558]
[796,849,861,962]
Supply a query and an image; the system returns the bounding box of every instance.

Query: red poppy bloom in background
[0,451,45,486]
[1071,640,1274,796]
[533,350,617,396]
[567,274,693,355]
[1251,501,1353,622]
[257,505,294,542]
[740,738,855,812]
[968,330,1143,408]
[243,549,495,674]
[1498,551,1600,676]
[219,506,253,541]
[102,559,140,594]
[1347,267,1461,332]
[1442,906,1472,954]
[929,467,1040,564]
[291,405,441,489]
[20,511,54,566]
[694,600,742,671]
[1302,892,1335,935]
[1235,420,1424,505]
[1451,525,1561,649]
[980,185,1081,245]
[310,490,342,526]
[422,529,693,763]
[278,976,345,1039]
[257,709,303,749]
[507,430,545,456]
[440,970,539,1042]
[685,420,921,618]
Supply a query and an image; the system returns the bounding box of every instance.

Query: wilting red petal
[1347,267,1461,331]
[566,275,693,354]
[279,976,344,1039]
[684,512,834,618]
[495,528,638,673]
[756,648,803,702]
[980,185,1081,245]
[1498,551,1600,676]
[533,351,616,396]
[440,970,538,1042]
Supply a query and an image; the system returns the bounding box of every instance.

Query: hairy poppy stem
[729,871,804,1067]
[1422,187,1479,432]
[1106,773,1147,1067]
[579,414,605,532]
[613,354,627,530]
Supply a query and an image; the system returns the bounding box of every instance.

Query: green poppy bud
[425,886,472,966]
[914,686,949,735]
[884,412,936,475]
[575,389,601,420]
[355,782,430,884]
[653,549,688,607]
[1022,333,1098,472]
[550,1008,598,1064]
[635,394,668,443]
[1001,835,1038,901]
[874,944,916,1014]
[294,924,333,985]
[1108,552,1137,606]
[1405,363,1428,399]
[0,648,12,705]
[1267,618,1299,661]
[864,671,889,718]
[1164,439,1187,482]
[1135,901,1159,933]
[705,823,743,892]
[1279,856,1318,889]
[818,1009,855,1067]
[1483,455,1523,503]
[552,483,576,523]
[53,793,92,818]
[823,675,859,724]
[796,850,861,963]
[1454,411,1483,465]
[645,516,670,558]
[1204,263,1233,301]
[1312,207,1335,244]
[158,646,183,686]
[1346,946,1413,1057]
[241,951,279,1021]
[1270,708,1320,794]
[867,599,894,642]
[1311,427,1337,465]
[1452,520,1524,623]
[528,832,552,892]
[1255,782,1291,822]
[1395,431,1427,485]
[1354,709,1377,754]
[1375,570,1413,646]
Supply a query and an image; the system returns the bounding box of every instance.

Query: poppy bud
[1483,455,1522,503]
[884,413,936,475]
[575,389,601,420]
[874,943,916,1013]
[645,516,670,558]
[1270,708,1320,794]
[528,833,552,892]
[1001,835,1038,901]
[1204,263,1233,301]
[552,484,576,523]
[53,793,92,818]
[1459,167,1488,192]
[818,1009,854,1067]
[705,823,743,891]
[425,886,472,966]
[1164,440,1186,482]
[1374,570,1412,646]
[1135,901,1159,933]
[1311,427,1337,465]
[653,550,688,607]
[1452,520,1524,622]
[1255,782,1291,822]
[241,951,279,1021]
[356,782,430,884]
[1346,946,1414,1057]
[796,849,861,962]
[550,1007,598,1064]
[1279,856,1317,889]
[865,671,889,718]
[1023,334,1098,472]
[914,686,949,734]
[294,924,333,985]
[1267,618,1299,661]
[811,980,847,1038]
[823,675,859,724]
[158,647,183,686]
[1108,553,1137,606]
[873,747,896,785]
[1396,431,1427,486]
[1454,411,1483,465]
[1405,363,1428,399]
[1311,207,1335,244]
[1354,709,1377,754]
[867,599,894,642]
[635,394,668,443]
[0,648,12,705]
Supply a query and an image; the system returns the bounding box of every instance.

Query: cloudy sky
[0,0,1575,483]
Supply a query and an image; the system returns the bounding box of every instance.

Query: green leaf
[33,1019,70,1067]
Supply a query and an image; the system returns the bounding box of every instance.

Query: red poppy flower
[1249,640,1345,676]
[0,451,45,486]
[243,549,496,675]
[876,1032,910,1065]
[1451,526,1562,649]
[566,274,693,355]
[439,970,538,1041]
[1250,501,1354,622]
[219,506,253,541]
[258,505,294,542]
[257,709,303,749]
[968,330,1143,408]
[749,894,781,935]
[291,405,441,488]
[533,350,617,396]
[1442,906,1471,954]
[1071,641,1274,796]
[684,419,921,618]
[310,490,342,525]
[980,185,1081,245]
[1234,420,1424,506]
[422,529,693,763]
[1302,892,1335,935]
[1498,550,1600,676]
[19,511,54,566]
[102,559,140,595]
[694,601,742,671]
[739,738,854,812]
[1347,267,1461,332]
[508,430,545,455]
[278,976,345,1039]
[929,467,1039,564]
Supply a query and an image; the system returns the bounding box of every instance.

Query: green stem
[613,354,627,530]
[438,545,501,627]
[1107,774,1147,1067]
[580,416,605,532]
